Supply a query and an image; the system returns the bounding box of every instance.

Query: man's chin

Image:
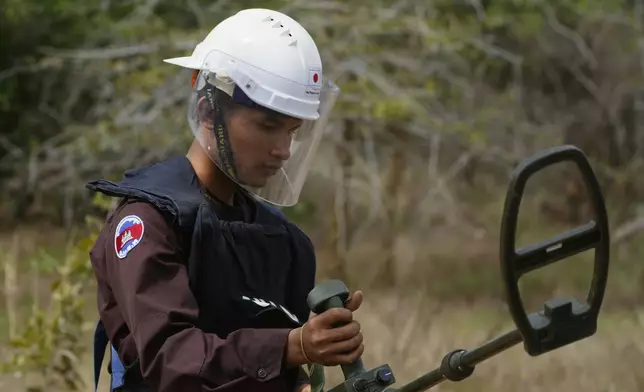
[240,178,269,189]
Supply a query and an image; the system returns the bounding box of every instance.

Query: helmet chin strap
[204,84,241,183]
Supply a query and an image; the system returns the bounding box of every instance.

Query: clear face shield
[187,52,340,207]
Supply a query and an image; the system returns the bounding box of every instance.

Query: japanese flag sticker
[114,215,145,259]
[308,69,321,86]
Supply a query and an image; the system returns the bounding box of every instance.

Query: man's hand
[296,384,311,392]
[344,290,363,312]
[285,290,365,367]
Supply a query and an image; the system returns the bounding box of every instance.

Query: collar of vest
[85,156,288,230]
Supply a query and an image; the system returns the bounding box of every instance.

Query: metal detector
[306,144,610,392]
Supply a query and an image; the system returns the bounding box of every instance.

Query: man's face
[224,105,303,187]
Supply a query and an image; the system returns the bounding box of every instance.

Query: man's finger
[323,320,361,343]
[344,290,363,312]
[313,307,353,328]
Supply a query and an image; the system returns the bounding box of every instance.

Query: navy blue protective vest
[87,156,316,391]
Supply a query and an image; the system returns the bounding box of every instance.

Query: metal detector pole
[393,330,523,392]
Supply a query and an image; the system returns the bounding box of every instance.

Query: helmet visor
[187,54,340,207]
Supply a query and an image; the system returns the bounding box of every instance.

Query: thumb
[344,290,363,312]
[296,384,311,392]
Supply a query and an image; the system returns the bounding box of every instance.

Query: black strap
[93,319,109,391]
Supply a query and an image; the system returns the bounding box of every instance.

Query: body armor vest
[88,156,316,391]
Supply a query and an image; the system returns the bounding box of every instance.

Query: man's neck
[186,142,236,206]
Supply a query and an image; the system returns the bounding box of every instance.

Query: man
[88,8,364,392]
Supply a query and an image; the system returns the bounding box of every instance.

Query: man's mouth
[262,165,282,175]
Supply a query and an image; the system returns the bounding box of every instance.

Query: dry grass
[2,294,642,392]
[1,195,643,392]
[325,293,644,392]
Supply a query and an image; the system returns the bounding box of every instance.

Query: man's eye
[262,122,279,131]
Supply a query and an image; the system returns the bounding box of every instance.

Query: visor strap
[205,85,240,182]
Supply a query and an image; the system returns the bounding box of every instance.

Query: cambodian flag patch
[114,215,144,259]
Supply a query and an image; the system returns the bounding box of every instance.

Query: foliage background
[1,0,643,391]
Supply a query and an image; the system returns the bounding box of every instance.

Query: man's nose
[270,137,292,161]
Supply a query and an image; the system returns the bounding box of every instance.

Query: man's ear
[197,96,214,127]
[191,70,199,88]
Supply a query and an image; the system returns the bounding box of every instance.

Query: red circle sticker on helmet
[309,69,321,86]
[114,215,145,259]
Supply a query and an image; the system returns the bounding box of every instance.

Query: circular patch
[114,215,145,259]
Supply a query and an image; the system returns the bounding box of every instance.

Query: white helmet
[164,8,340,206]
